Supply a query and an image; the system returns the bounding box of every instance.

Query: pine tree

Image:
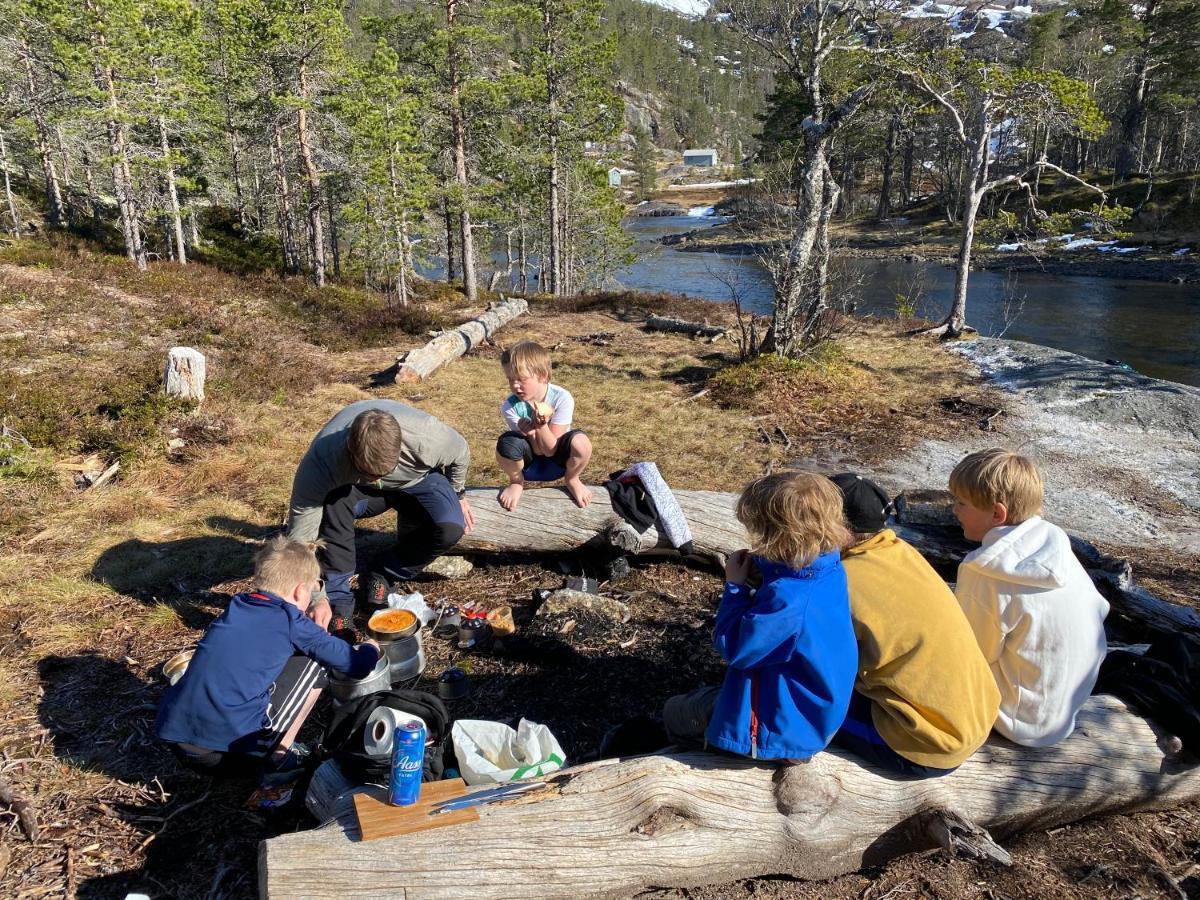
[632,125,656,200]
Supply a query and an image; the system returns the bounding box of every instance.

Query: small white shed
[608,167,636,187]
[682,148,718,167]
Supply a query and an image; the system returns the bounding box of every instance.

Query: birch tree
[893,53,1107,337]
[723,0,878,357]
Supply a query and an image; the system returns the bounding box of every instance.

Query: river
[615,214,1200,387]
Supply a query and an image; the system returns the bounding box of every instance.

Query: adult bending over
[288,399,475,631]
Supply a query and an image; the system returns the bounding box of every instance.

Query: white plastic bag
[385,591,435,625]
[451,719,566,786]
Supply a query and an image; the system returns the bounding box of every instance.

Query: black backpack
[322,688,453,783]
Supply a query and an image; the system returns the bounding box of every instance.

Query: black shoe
[363,571,391,606]
[598,715,671,759]
[329,613,357,644]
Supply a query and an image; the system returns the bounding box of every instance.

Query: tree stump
[163,346,205,402]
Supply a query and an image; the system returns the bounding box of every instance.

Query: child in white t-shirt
[495,341,593,511]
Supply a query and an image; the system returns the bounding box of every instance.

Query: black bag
[323,689,453,782]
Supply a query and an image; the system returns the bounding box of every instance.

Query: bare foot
[565,477,593,508]
[499,481,524,511]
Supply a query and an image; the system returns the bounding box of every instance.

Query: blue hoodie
[155,591,379,753]
[705,551,857,760]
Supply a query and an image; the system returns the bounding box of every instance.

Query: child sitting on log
[831,473,1000,777]
[495,340,594,511]
[662,472,858,760]
[154,537,380,776]
[949,449,1109,747]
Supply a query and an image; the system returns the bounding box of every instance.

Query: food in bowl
[369,608,418,634]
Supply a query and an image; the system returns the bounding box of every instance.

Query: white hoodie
[955,516,1109,747]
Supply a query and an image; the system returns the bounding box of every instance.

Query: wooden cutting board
[353,777,480,842]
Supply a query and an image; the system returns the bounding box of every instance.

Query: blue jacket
[705,552,857,760]
[155,591,379,752]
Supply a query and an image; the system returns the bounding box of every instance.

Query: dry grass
[3,236,1167,899]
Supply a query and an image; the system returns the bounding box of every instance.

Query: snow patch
[1061,238,1102,251]
[687,205,716,217]
[1173,247,1191,256]
[996,242,1023,252]
[646,0,710,19]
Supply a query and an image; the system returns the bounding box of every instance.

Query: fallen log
[645,315,727,339]
[395,295,528,383]
[259,695,1198,899]
[458,486,1198,638]
[460,486,740,563]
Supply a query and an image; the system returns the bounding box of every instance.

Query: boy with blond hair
[155,537,380,774]
[662,472,857,760]
[496,341,593,511]
[949,449,1109,747]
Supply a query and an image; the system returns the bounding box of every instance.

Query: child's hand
[725,549,753,585]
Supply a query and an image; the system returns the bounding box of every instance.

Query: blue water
[614,216,1200,387]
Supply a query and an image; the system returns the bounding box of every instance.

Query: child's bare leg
[496,452,526,511]
[563,432,593,508]
[269,686,322,763]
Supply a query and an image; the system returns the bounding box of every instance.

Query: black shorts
[496,429,582,481]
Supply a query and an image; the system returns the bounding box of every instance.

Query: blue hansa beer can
[388,720,426,806]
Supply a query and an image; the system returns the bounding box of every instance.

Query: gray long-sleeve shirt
[286,399,470,542]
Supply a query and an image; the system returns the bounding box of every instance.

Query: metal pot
[328,656,391,705]
[367,610,427,683]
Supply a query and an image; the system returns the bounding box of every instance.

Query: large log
[459,487,1199,637]
[645,315,727,338]
[460,486,740,562]
[396,296,528,383]
[259,695,1199,899]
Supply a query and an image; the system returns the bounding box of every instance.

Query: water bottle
[388,720,426,806]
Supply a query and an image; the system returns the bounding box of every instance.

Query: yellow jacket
[842,530,1000,768]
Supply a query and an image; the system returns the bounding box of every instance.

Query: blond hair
[347,410,402,478]
[736,472,850,569]
[500,341,552,380]
[949,448,1044,525]
[255,536,322,596]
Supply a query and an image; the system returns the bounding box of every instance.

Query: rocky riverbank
[664,222,1200,284]
[856,338,1200,555]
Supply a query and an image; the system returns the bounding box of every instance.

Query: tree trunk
[441,185,457,283]
[260,695,1199,899]
[395,296,528,383]
[447,0,477,302]
[99,63,146,270]
[772,141,829,357]
[23,49,65,228]
[930,107,991,339]
[901,132,914,207]
[1116,50,1151,180]
[518,210,528,294]
[544,1,562,295]
[877,115,897,220]
[271,122,300,275]
[81,144,98,219]
[158,114,187,265]
[1,127,19,235]
[297,61,326,288]
[163,347,206,402]
[326,178,341,280]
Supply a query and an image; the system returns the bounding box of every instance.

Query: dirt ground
[1,240,1198,898]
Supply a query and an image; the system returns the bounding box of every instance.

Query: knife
[429,780,548,815]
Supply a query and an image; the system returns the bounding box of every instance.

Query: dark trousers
[172,655,327,776]
[317,473,465,614]
[832,691,956,779]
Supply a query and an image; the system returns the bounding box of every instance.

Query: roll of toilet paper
[362,706,428,757]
